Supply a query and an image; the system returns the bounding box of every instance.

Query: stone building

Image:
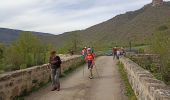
[152,0,163,6]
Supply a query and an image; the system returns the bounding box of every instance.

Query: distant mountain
[0,1,170,48]
[0,28,54,44]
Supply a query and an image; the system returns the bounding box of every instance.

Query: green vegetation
[128,20,170,85]
[129,56,160,77]
[117,61,137,100]
[150,23,170,85]
[0,32,55,73]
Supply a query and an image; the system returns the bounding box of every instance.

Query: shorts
[88,60,93,69]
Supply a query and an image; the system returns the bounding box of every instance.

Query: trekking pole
[83,58,86,77]
[83,64,85,77]
[94,64,100,78]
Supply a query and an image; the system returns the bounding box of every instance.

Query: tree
[5,32,49,70]
[151,27,170,84]
[0,43,4,59]
[0,43,5,72]
[58,33,82,54]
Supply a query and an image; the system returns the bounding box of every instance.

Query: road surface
[25,56,127,100]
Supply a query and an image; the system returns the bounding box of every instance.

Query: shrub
[1,32,55,72]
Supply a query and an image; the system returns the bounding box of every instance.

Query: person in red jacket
[86,48,95,79]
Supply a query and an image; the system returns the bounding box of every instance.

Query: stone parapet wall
[0,55,83,100]
[120,57,170,100]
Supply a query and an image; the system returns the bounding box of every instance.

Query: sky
[0,0,170,35]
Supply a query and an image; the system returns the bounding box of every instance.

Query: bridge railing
[0,55,84,100]
[120,57,170,100]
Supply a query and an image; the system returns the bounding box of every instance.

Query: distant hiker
[91,47,94,53]
[82,47,87,59]
[86,48,95,79]
[120,47,125,56]
[49,51,62,91]
[112,47,117,59]
[122,47,126,56]
[70,50,74,55]
[116,49,120,59]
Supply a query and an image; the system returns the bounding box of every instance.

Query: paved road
[25,56,127,100]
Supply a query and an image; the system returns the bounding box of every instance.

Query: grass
[117,61,137,100]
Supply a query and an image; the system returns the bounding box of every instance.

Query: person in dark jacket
[49,51,62,91]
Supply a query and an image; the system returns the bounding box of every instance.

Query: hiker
[116,49,120,59]
[82,47,87,59]
[120,47,125,57]
[86,48,95,79]
[91,47,94,53]
[122,47,126,56]
[112,47,117,59]
[49,51,62,91]
[70,49,74,55]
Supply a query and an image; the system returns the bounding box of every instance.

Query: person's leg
[117,54,119,59]
[55,68,60,91]
[88,60,93,79]
[90,67,93,78]
[114,53,116,59]
[51,69,57,91]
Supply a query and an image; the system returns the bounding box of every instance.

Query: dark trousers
[51,68,60,87]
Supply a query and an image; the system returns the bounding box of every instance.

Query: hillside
[0,2,170,48]
[58,2,170,47]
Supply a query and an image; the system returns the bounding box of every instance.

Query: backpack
[86,53,95,60]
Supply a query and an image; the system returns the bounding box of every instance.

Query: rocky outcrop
[120,57,170,100]
[0,55,84,100]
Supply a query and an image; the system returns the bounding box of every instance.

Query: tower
[152,0,163,6]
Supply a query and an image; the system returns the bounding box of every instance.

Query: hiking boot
[89,76,93,79]
[57,83,60,91]
[51,87,56,91]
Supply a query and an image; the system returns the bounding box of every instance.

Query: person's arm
[50,57,58,64]
[57,56,62,65]
[48,57,52,69]
[85,55,88,62]
[92,53,95,59]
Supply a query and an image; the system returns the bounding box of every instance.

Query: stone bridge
[0,55,170,100]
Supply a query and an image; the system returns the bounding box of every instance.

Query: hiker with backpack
[86,48,95,79]
[82,47,87,59]
[112,47,117,59]
[48,51,62,91]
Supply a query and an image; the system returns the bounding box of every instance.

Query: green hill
[55,2,170,48]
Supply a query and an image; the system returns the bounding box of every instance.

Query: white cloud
[0,0,169,34]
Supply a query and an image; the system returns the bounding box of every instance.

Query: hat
[87,48,91,51]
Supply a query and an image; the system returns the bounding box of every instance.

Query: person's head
[87,48,92,54]
[50,51,56,56]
